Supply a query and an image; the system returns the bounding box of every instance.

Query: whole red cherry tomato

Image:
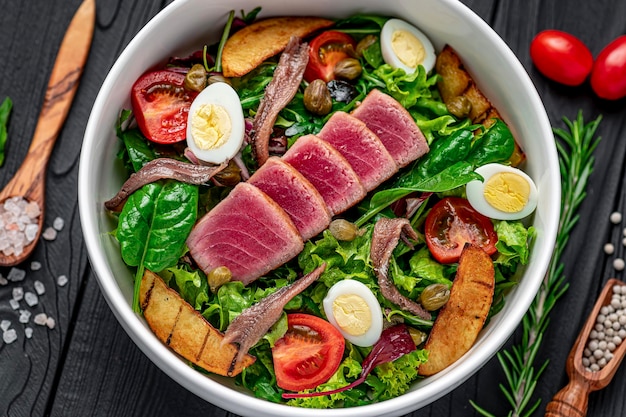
[424,197,498,264]
[131,70,198,144]
[303,31,357,83]
[530,30,593,86]
[590,36,626,100]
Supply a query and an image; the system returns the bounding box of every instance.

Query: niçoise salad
[106,9,536,408]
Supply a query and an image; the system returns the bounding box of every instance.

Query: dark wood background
[1,0,625,416]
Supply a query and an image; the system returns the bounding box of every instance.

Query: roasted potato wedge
[418,244,495,376]
[222,16,334,78]
[435,45,525,166]
[140,269,255,377]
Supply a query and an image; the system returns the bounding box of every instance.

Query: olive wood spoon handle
[0,0,94,266]
[545,278,626,416]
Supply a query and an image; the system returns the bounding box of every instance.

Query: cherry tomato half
[530,29,593,86]
[131,69,198,144]
[272,313,345,392]
[590,35,626,100]
[424,197,498,264]
[303,31,357,83]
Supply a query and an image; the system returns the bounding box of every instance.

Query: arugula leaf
[0,96,13,166]
[116,180,199,311]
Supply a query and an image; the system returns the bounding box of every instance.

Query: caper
[329,219,360,241]
[208,266,232,293]
[356,35,378,57]
[303,79,333,116]
[333,58,362,81]
[184,63,207,92]
[207,74,232,86]
[446,96,472,118]
[214,159,242,186]
[420,283,451,311]
[408,327,428,346]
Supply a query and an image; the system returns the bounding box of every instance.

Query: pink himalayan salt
[0,196,40,256]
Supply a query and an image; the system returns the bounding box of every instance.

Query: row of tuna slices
[187,89,429,285]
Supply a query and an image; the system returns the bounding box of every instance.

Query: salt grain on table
[7,267,26,282]
[42,227,57,241]
[1,320,11,331]
[12,287,24,301]
[53,217,64,231]
[46,316,56,329]
[30,261,41,271]
[34,280,45,295]
[24,292,38,307]
[3,328,17,344]
[57,274,68,287]
[0,274,7,286]
[33,313,48,326]
[24,327,33,339]
[19,309,31,324]
[9,299,19,310]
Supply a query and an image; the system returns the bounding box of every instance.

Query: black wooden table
[1,0,625,416]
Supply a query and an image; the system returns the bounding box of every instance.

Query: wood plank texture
[1,0,625,416]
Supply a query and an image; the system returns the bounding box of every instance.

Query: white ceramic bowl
[78,0,560,416]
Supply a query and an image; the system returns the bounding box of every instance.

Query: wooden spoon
[545,278,626,417]
[0,0,95,267]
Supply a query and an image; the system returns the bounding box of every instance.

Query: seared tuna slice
[248,157,332,241]
[187,182,303,285]
[282,135,366,215]
[317,111,398,191]
[352,89,429,167]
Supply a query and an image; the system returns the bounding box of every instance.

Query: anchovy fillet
[104,158,227,211]
[251,36,309,166]
[370,218,431,320]
[222,263,326,375]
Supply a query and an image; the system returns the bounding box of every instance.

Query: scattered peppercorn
[610,211,622,224]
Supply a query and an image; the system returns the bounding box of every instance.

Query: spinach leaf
[334,14,389,32]
[0,97,13,166]
[120,128,157,171]
[356,161,481,226]
[467,118,515,166]
[406,129,473,183]
[362,41,384,68]
[241,6,261,24]
[117,180,199,311]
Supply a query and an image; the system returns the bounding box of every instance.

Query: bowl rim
[78,0,561,415]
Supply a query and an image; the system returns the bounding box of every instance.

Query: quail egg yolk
[391,29,426,69]
[190,103,231,150]
[332,294,372,336]
[483,172,530,213]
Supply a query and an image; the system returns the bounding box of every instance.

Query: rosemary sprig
[471,111,602,417]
